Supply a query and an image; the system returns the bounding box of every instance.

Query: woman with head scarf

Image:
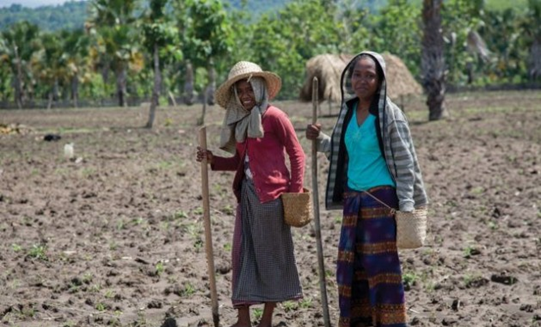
[306,51,428,327]
[196,61,305,327]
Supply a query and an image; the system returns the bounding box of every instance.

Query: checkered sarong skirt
[231,178,302,306]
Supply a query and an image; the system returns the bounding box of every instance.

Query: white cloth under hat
[215,61,281,108]
[219,77,269,153]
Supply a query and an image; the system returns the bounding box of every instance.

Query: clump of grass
[155,261,165,275]
[300,297,313,309]
[252,308,263,320]
[181,282,196,297]
[27,244,48,261]
[282,301,297,311]
[402,272,418,289]
[96,303,106,312]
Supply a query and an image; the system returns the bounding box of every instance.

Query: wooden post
[199,127,219,327]
[312,77,331,327]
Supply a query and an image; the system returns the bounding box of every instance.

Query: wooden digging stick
[199,127,220,327]
[311,77,331,327]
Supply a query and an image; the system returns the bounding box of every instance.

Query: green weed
[402,272,418,288]
[252,308,263,320]
[96,302,106,311]
[182,282,196,297]
[155,261,165,275]
[488,220,498,230]
[27,244,48,261]
[133,217,145,225]
[282,301,297,311]
[174,210,188,219]
[300,297,313,309]
[222,204,234,215]
[469,186,485,195]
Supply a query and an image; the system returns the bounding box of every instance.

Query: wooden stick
[311,77,331,327]
[199,127,219,327]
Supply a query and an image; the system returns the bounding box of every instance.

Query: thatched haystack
[383,53,423,99]
[299,53,422,102]
[299,54,352,103]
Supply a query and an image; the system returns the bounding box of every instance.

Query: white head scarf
[219,77,269,153]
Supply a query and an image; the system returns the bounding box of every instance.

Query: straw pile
[299,53,422,102]
[299,54,352,103]
[382,53,423,99]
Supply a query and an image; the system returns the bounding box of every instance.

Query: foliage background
[0,0,539,107]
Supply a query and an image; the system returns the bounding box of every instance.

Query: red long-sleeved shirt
[212,105,305,203]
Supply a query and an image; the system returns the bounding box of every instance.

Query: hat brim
[215,71,282,108]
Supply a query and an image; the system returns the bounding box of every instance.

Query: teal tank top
[344,106,395,191]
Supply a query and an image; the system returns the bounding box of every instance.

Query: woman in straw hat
[306,51,428,327]
[196,61,305,327]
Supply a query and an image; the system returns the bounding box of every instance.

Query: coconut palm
[421,0,447,121]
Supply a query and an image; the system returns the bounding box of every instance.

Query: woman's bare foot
[256,302,276,327]
[231,305,251,327]
[231,323,251,327]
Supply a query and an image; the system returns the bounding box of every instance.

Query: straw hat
[215,61,281,108]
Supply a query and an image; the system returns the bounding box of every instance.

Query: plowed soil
[1,90,540,327]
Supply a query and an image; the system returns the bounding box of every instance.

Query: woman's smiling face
[235,79,256,110]
[350,56,380,101]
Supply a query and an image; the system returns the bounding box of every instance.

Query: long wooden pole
[199,127,219,327]
[311,77,331,327]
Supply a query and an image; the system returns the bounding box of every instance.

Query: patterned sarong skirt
[337,186,407,327]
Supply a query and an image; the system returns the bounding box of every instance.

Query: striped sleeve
[389,120,415,212]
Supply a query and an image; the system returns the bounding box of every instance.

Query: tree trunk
[205,61,216,106]
[421,0,447,121]
[183,60,195,105]
[52,78,59,108]
[13,46,24,109]
[116,66,128,107]
[146,42,161,129]
[529,36,541,80]
[47,90,53,109]
[71,74,79,108]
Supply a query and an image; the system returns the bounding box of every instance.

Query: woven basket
[395,207,427,249]
[281,188,312,228]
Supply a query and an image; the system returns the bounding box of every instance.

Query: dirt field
[1,90,540,327]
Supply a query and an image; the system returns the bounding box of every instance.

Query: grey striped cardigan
[315,51,428,211]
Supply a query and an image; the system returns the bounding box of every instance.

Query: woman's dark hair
[346,54,384,88]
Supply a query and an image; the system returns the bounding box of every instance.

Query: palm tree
[61,29,91,108]
[181,0,233,125]
[32,32,65,109]
[142,0,169,128]
[421,0,447,121]
[88,0,141,107]
[526,0,541,80]
[0,21,40,108]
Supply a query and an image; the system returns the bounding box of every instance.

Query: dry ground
[1,90,540,327]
